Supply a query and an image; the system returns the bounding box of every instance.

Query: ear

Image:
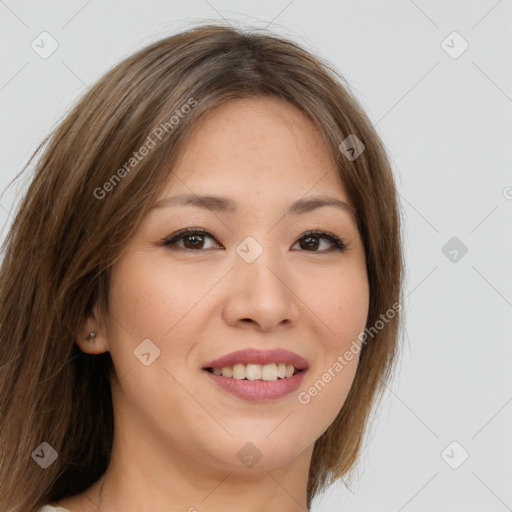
[76,302,109,355]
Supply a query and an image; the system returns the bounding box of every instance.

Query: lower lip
[203,370,307,401]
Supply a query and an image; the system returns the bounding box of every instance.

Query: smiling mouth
[204,363,302,381]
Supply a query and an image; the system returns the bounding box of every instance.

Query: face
[93,96,369,473]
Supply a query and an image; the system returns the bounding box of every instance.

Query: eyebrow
[149,193,356,216]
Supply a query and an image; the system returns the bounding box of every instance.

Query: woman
[0,22,403,512]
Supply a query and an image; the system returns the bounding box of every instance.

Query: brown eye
[162,228,222,251]
[181,233,207,249]
[293,231,347,252]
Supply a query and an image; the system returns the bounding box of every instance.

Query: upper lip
[203,348,309,371]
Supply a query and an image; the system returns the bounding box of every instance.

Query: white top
[38,506,71,512]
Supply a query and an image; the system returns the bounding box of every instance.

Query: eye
[291,230,347,252]
[161,228,222,251]
[160,228,347,252]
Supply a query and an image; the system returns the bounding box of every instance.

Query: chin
[201,431,313,472]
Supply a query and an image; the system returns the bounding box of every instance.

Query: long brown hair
[0,22,403,511]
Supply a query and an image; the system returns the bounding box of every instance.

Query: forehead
[159,97,349,203]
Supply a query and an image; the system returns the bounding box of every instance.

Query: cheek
[105,252,227,403]
[292,264,368,432]
[105,256,211,427]
[300,261,370,346]
[108,253,218,341]
[103,257,186,394]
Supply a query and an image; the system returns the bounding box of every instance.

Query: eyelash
[160,227,347,253]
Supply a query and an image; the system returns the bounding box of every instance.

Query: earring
[87,331,97,340]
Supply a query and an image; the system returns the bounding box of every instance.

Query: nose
[221,247,301,332]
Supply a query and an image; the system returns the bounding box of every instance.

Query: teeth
[211,363,297,380]
[261,363,278,381]
[245,364,261,380]
[232,364,246,380]
[222,366,233,378]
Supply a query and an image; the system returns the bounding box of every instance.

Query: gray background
[1,1,511,510]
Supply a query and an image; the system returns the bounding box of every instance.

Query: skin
[58,96,369,512]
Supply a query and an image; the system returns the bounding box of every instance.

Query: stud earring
[87,331,97,340]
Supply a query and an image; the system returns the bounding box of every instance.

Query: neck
[76,441,312,512]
